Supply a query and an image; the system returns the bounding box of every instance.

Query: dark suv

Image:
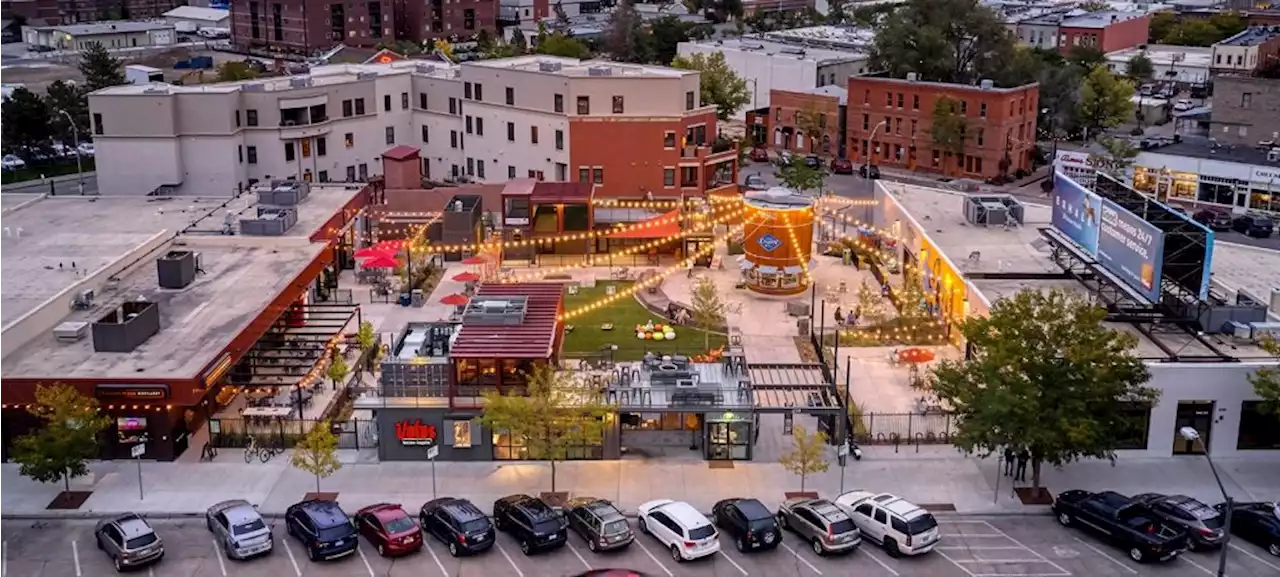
[712,498,781,552]
[494,494,568,555]
[1232,214,1274,238]
[285,500,358,561]
[420,497,495,557]
[1133,493,1225,550]
[566,497,634,552]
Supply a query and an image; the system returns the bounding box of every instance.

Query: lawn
[562,281,728,361]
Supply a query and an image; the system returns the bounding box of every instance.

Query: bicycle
[243,436,282,463]
[243,436,261,463]
[200,442,218,462]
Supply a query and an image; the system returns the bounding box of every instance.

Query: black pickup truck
[1053,490,1189,563]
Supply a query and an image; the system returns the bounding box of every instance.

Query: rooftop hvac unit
[242,82,265,92]
[587,66,612,76]
[53,321,91,343]
[289,76,313,89]
[142,86,169,94]
[979,79,995,90]
[538,61,562,72]
[906,72,918,82]
[415,63,437,74]
[157,250,197,289]
[356,71,378,80]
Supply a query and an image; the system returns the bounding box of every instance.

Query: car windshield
[831,519,857,534]
[385,517,416,534]
[688,525,716,540]
[125,533,157,549]
[908,514,938,534]
[318,525,353,542]
[603,520,630,535]
[460,519,489,533]
[232,519,267,535]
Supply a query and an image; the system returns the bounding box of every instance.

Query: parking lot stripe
[1181,555,1217,576]
[279,536,302,577]
[969,574,1074,577]
[1068,536,1136,575]
[861,548,900,577]
[566,542,592,570]
[148,566,154,577]
[778,543,822,575]
[1231,542,1280,572]
[936,550,978,577]
[211,539,228,576]
[977,521,1070,576]
[495,543,526,577]
[421,540,449,577]
[937,546,1025,551]
[956,558,1058,563]
[634,540,674,577]
[3,539,7,577]
[717,549,749,576]
[71,540,81,577]
[357,545,376,576]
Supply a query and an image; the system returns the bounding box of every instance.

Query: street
[3,515,1277,577]
[1,173,99,196]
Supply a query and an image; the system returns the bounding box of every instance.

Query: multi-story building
[1057,11,1150,56]
[755,86,846,157]
[845,75,1040,179]
[1206,75,1280,146]
[497,0,606,26]
[87,55,737,199]
[229,0,396,55]
[1,0,181,24]
[1211,27,1280,75]
[398,0,497,43]
[23,20,176,50]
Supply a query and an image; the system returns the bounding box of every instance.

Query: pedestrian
[1015,450,1030,482]
[1003,447,1016,477]
[834,306,844,325]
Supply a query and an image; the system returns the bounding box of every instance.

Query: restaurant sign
[95,384,170,400]
[394,419,438,446]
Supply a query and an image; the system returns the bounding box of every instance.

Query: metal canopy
[748,363,842,412]
[232,301,359,388]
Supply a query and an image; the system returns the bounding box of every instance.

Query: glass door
[1172,401,1213,455]
[706,421,752,460]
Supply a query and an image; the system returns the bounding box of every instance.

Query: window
[911,119,917,135]
[664,168,675,187]
[895,118,901,135]
[912,94,919,110]
[477,159,486,178]
[979,102,987,118]
[896,93,903,108]
[385,126,395,144]
[862,114,869,131]
[238,145,243,163]
[451,130,459,148]
[531,126,539,144]
[422,125,430,143]
[355,98,366,115]
[960,100,968,114]
[474,83,483,101]
[554,93,564,113]
[451,420,473,448]
[577,96,590,114]
[347,166,356,181]
[863,90,869,105]
[976,128,984,146]
[664,131,676,148]
[419,92,427,109]
[554,162,566,181]
[685,91,695,110]
[93,113,103,135]
[555,129,564,150]
[464,81,472,99]
[235,110,241,127]
[476,117,484,136]
[384,94,392,111]
[246,109,258,126]
[284,142,295,162]
[401,92,409,110]
[1112,402,1151,450]
[621,412,701,431]
[886,91,892,106]
[612,95,624,113]
[1238,401,1280,449]
[316,136,326,156]
[507,122,515,141]
[448,97,457,114]
[344,132,354,148]
[579,168,590,182]
[592,167,603,184]
[466,157,474,176]
[342,99,353,117]
[508,165,517,179]
[318,170,328,182]
[246,146,258,164]
[466,115,473,134]
[506,86,515,105]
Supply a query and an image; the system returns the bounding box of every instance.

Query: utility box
[157,250,196,289]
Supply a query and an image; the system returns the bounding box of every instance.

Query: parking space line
[936,550,978,577]
[861,548,900,577]
[1069,536,1137,575]
[279,537,302,577]
[1231,542,1280,572]
[937,546,1025,551]
[1181,555,1217,576]
[71,540,81,577]
[977,521,1070,576]
[634,540,674,577]
[969,574,1073,577]
[956,557,1059,563]
[952,534,1008,537]
[495,543,526,577]
[357,545,376,576]
[3,539,7,577]
[779,543,822,575]
[938,520,994,524]
[421,540,449,577]
[717,549,749,576]
[566,543,592,570]
[211,539,228,576]
[148,566,154,577]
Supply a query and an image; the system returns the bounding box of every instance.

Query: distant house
[23,20,176,50]
[162,6,230,31]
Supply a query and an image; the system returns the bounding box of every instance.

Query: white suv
[637,499,720,562]
[835,491,940,557]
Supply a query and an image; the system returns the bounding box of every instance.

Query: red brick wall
[1059,15,1150,56]
[764,89,844,158]
[568,110,719,199]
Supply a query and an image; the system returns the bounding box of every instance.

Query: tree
[648,15,695,65]
[1079,65,1134,139]
[325,353,349,389]
[291,420,342,493]
[45,80,87,149]
[778,158,827,193]
[78,42,125,91]
[826,0,848,24]
[690,277,727,351]
[216,61,258,82]
[1162,19,1228,47]
[553,0,570,25]
[606,0,649,63]
[1097,136,1138,180]
[479,365,613,492]
[1066,45,1105,68]
[871,0,1015,85]
[929,289,1157,491]
[854,280,886,326]
[356,321,379,373]
[686,0,744,23]
[795,103,827,154]
[1078,0,1109,11]
[779,424,829,492]
[1,87,52,160]
[536,32,592,59]
[511,27,529,53]
[1248,337,1280,416]
[1126,54,1153,81]
[12,383,112,493]
[931,96,967,173]
[1149,12,1177,42]
[670,51,750,121]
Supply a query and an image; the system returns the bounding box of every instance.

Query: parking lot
[3,515,1277,577]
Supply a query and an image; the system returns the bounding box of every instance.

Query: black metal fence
[209,417,379,451]
[850,412,955,445]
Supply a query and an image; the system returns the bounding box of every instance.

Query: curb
[1,508,1054,522]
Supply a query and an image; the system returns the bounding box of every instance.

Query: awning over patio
[608,209,681,239]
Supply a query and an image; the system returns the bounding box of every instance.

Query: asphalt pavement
[3,515,1276,577]
[1,173,98,196]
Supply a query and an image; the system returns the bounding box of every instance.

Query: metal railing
[850,412,956,446]
[208,417,378,451]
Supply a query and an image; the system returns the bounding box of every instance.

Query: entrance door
[1172,401,1214,455]
[705,421,752,460]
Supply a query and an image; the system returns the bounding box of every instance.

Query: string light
[782,211,813,284]
[559,235,728,321]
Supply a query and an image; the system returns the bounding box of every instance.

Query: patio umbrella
[360,255,399,269]
[354,246,391,259]
[439,294,470,306]
[460,255,487,265]
[452,272,480,282]
[375,239,405,254]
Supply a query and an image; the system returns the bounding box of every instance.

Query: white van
[835,491,940,557]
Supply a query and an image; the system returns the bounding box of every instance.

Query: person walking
[1015,450,1030,482]
[1003,447,1016,477]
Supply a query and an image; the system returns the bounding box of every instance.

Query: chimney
[381,146,422,188]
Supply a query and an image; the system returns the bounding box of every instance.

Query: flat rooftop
[1,185,360,380]
[1061,11,1146,28]
[683,37,867,63]
[1136,136,1280,167]
[1217,26,1280,47]
[35,20,173,35]
[94,60,459,96]
[467,55,692,78]
[1106,45,1212,69]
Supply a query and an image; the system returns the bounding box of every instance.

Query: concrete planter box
[92,301,160,352]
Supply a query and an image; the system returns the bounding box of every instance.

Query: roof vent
[157,250,196,289]
[538,60,563,72]
[461,296,528,325]
[53,321,90,343]
[142,86,169,94]
[289,76,313,89]
[415,63,437,74]
[980,79,995,90]
[587,65,613,76]
[906,72,919,82]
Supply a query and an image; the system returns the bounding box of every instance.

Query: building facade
[1206,75,1280,146]
[1211,26,1280,75]
[1057,11,1150,56]
[23,21,176,49]
[845,76,1040,179]
[228,0,495,56]
[2,0,181,24]
[1132,141,1280,215]
[87,56,736,199]
[1105,45,1212,85]
[759,86,846,157]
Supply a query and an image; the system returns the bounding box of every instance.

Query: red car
[355,503,422,557]
[749,147,770,162]
[830,157,854,174]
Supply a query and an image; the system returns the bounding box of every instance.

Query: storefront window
[479,359,498,385]
[452,420,473,448]
[1198,181,1237,206]
[622,412,699,431]
[1112,402,1151,450]
[1249,190,1280,214]
[456,359,479,386]
[491,427,601,460]
[1237,401,1280,450]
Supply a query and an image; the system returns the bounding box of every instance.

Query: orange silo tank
[741,189,816,296]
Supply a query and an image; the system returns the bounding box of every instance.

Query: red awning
[608,209,681,239]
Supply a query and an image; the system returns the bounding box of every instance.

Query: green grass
[562,281,727,361]
[1,158,96,185]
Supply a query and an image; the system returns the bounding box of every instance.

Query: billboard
[1052,172,1167,302]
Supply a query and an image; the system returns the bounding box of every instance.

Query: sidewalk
[4,446,1276,519]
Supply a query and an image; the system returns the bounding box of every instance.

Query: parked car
[1,154,26,171]
[712,497,781,552]
[419,497,495,557]
[1052,490,1189,563]
[859,164,881,179]
[749,147,771,162]
[743,173,768,191]
[776,497,861,556]
[565,497,634,552]
[1131,494,1225,550]
[804,155,821,168]
[78,142,95,156]
[775,150,795,166]
[1214,501,1279,557]
[355,503,422,557]
[830,158,854,175]
[29,44,57,53]
[284,499,359,561]
[637,499,720,562]
[1232,214,1275,238]
[206,499,273,559]
[1174,99,1195,112]
[95,513,165,572]
[1192,209,1233,231]
[493,494,568,555]
[835,491,940,557]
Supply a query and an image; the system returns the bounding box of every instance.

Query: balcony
[278,117,332,140]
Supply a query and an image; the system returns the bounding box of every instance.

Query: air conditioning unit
[53,321,90,342]
[675,378,698,389]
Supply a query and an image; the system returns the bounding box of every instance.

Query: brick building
[1207,75,1280,146]
[845,76,1039,179]
[229,0,495,56]
[756,86,847,157]
[1211,27,1280,75]
[2,0,180,24]
[1057,11,1150,56]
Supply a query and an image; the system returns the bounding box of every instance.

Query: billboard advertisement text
[1051,171,1101,254]
[1052,172,1166,302]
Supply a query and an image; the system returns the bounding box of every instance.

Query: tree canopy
[1249,337,1280,416]
[690,276,727,351]
[78,42,125,91]
[536,32,592,59]
[1126,54,1154,81]
[929,289,1157,489]
[670,51,751,121]
[777,158,827,193]
[1153,12,1245,46]
[1,87,52,159]
[1079,65,1135,139]
[779,424,829,492]
[45,80,88,148]
[291,420,342,492]
[12,383,112,492]
[870,0,1015,85]
[606,0,649,63]
[930,96,967,160]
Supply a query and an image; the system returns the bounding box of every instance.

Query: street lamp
[1040,107,1059,160]
[56,108,85,195]
[862,120,888,177]
[1178,426,1232,577]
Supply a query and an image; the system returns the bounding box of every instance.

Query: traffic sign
[131,444,145,458]
[426,445,439,460]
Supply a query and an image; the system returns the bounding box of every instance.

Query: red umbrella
[452,272,480,282]
[439,294,470,306]
[354,247,391,259]
[375,240,405,253]
[360,255,398,269]
[461,256,487,265]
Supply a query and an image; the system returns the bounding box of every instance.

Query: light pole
[56,108,85,195]
[1040,107,1058,160]
[862,120,888,177]
[1179,426,1232,577]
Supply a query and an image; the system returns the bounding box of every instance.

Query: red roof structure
[450,283,564,359]
[382,145,420,162]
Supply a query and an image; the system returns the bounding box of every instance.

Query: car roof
[222,504,262,525]
[805,500,851,522]
[361,503,409,522]
[115,515,154,539]
[428,498,486,521]
[654,501,709,527]
[576,499,624,521]
[296,500,349,527]
[732,498,773,520]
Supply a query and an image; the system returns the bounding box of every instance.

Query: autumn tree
[1248,337,1280,417]
[931,96,967,174]
[291,421,342,492]
[690,277,727,351]
[12,383,112,493]
[670,51,751,121]
[929,289,1157,491]
[356,321,381,373]
[1097,136,1138,180]
[536,32,591,59]
[780,424,829,492]
[1079,65,1134,139]
[216,61,258,82]
[325,353,349,389]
